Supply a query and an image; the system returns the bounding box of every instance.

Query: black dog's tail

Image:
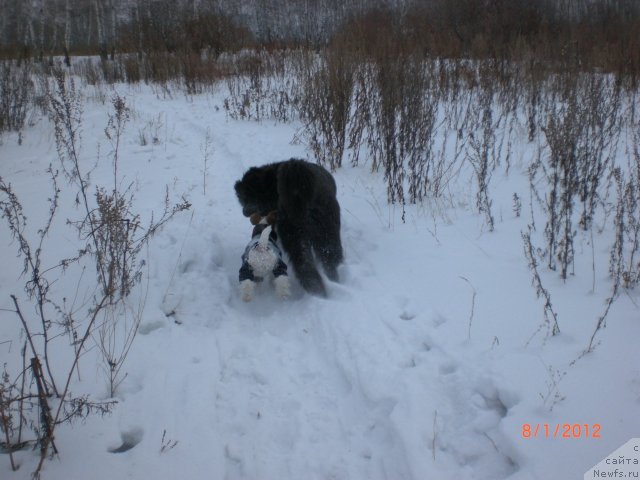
[277,160,316,220]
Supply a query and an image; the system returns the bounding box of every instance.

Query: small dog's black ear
[266,210,278,225]
[249,212,262,225]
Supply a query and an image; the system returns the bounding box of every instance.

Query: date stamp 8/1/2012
[521,423,602,439]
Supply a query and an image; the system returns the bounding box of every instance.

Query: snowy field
[1,77,639,480]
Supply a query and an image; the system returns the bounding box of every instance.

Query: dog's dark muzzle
[242,206,254,217]
[243,205,275,217]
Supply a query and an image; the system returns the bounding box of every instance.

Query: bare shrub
[0,71,190,477]
[522,226,561,341]
[0,174,117,473]
[466,86,496,231]
[1,364,22,471]
[533,87,581,279]
[223,50,297,123]
[201,126,213,196]
[368,52,439,208]
[610,162,640,290]
[72,58,105,86]
[181,51,220,95]
[575,76,622,231]
[527,74,625,280]
[403,59,440,204]
[570,117,638,356]
[372,52,405,205]
[0,168,62,396]
[298,48,355,170]
[346,62,376,168]
[86,94,190,396]
[583,167,628,354]
[122,55,142,84]
[0,60,34,134]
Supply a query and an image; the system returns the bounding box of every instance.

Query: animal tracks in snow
[198,214,522,479]
[108,427,144,454]
[135,113,520,478]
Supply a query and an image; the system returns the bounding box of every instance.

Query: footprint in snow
[395,295,417,321]
[439,362,458,376]
[108,427,144,453]
[139,319,166,335]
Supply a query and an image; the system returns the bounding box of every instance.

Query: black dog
[234,159,343,296]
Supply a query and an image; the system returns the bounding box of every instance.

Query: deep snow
[1,79,639,480]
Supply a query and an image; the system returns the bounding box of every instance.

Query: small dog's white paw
[274,275,291,300]
[240,279,256,302]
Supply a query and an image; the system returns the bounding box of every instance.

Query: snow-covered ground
[1,79,639,480]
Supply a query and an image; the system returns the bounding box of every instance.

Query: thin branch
[459,276,477,340]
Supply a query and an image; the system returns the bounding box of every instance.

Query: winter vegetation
[1,1,640,479]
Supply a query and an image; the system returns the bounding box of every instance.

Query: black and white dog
[239,211,291,302]
[234,159,343,297]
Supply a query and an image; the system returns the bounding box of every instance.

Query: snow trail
[143,105,518,477]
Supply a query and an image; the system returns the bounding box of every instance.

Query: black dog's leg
[318,239,343,282]
[278,217,327,297]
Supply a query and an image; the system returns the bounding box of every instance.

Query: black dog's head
[234,165,279,217]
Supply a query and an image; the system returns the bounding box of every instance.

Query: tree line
[1,0,639,78]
